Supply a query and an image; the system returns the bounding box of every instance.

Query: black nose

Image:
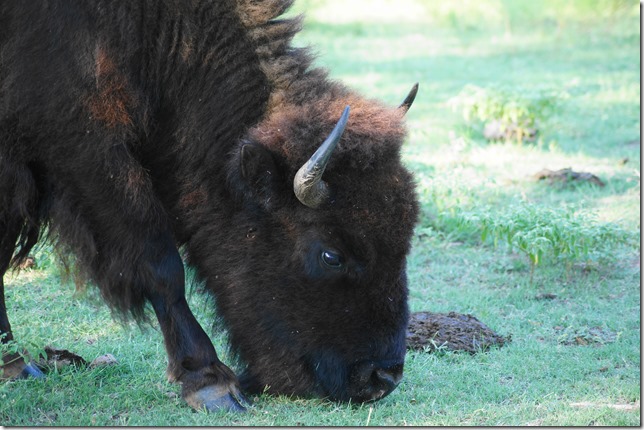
[348,360,404,402]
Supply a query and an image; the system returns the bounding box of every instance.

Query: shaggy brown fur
[1,0,419,411]
[86,45,138,129]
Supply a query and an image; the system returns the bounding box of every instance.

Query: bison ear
[238,142,281,208]
[240,143,273,180]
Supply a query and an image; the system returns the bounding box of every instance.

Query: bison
[0,0,419,412]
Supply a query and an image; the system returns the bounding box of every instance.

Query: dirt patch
[34,347,118,372]
[533,168,605,187]
[534,293,558,300]
[17,256,36,270]
[406,311,511,353]
[35,346,88,371]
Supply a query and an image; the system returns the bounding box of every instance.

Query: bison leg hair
[143,234,248,412]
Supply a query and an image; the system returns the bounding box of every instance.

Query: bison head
[192,85,419,404]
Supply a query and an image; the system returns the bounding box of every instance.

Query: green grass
[1,0,640,426]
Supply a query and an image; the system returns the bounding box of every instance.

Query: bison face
[195,94,418,404]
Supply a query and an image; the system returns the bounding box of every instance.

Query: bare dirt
[34,347,118,372]
[36,346,87,371]
[406,311,511,354]
[533,168,605,187]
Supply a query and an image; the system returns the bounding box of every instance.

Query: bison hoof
[184,384,249,413]
[19,363,45,379]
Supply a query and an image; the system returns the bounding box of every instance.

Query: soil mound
[407,311,510,354]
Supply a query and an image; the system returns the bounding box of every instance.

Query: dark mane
[234,0,330,109]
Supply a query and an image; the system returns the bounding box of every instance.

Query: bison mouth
[308,350,405,403]
[343,359,404,402]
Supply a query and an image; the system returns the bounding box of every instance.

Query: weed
[448,85,562,145]
[0,333,46,368]
[455,201,635,283]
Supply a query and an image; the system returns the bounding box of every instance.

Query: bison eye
[320,250,345,270]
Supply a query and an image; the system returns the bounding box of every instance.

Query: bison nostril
[364,364,403,401]
[374,364,403,392]
[375,367,402,388]
[348,361,404,402]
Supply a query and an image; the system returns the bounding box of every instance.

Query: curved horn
[399,83,419,113]
[293,106,350,209]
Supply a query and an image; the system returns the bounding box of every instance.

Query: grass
[1,0,640,426]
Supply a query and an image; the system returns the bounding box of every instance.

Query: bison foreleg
[37,144,246,412]
[143,234,248,413]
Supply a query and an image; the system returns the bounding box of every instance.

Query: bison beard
[0,0,419,413]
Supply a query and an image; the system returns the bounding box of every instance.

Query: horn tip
[400,83,419,112]
[341,105,350,119]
